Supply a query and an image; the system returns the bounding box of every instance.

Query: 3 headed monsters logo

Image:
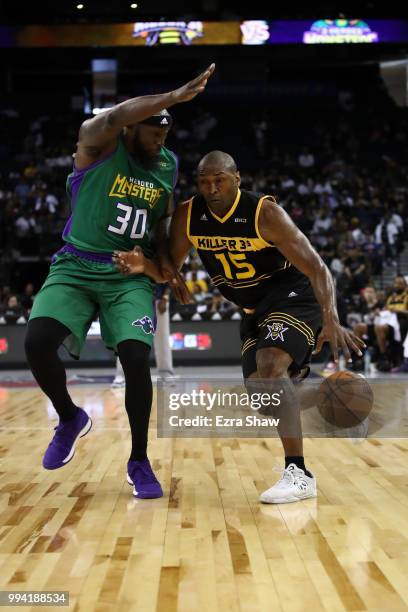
[265,322,289,342]
[132,316,155,335]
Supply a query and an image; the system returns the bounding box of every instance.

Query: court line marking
[0,426,133,431]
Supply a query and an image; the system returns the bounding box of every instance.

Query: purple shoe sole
[42,417,92,470]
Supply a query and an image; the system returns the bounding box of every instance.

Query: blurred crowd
[0,72,407,371]
[0,283,35,324]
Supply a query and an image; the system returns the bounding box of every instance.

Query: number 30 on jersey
[108,203,147,239]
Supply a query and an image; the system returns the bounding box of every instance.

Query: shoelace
[273,465,307,488]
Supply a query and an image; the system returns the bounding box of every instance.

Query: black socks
[285,456,313,478]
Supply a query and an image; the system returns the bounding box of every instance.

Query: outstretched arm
[112,202,193,304]
[168,201,194,270]
[75,63,215,169]
[112,247,166,282]
[112,246,191,304]
[258,199,365,362]
[152,195,178,281]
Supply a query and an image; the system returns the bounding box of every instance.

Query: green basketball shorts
[29,251,156,358]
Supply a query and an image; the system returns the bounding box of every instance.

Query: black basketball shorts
[240,286,322,379]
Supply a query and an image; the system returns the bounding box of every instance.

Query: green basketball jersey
[63,137,177,257]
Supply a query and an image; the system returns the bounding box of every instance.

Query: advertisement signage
[1,20,407,47]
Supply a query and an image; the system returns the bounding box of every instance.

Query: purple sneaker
[43,408,92,470]
[126,458,163,499]
[391,359,408,373]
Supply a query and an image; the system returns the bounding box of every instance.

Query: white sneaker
[111,375,125,388]
[157,370,175,380]
[260,464,317,504]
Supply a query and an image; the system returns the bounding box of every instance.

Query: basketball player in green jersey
[25,64,215,500]
[115,150,365,504]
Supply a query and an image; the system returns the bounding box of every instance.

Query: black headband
[139,110,173,128]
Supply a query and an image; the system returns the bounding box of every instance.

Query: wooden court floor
[1,383,408,612]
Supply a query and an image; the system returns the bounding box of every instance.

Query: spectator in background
[184,258,208,283]
[0,286,11,306]
[298,147,315,169]
[14,176,31,205]
[343,248,369,294]
[34,188,59,214]
[20,282,35,315]
[390,207,403,235]
[15,212,35,238]
[384,276,408,346]
[208,289,238,320]
[352,285,383,335]
[375,212,399,266]
[355,277,408,371]
[330,254,344,280]
[186,269,208,300]
[350,218,365,245]
[312,208,332,235]
[0,295,26,324]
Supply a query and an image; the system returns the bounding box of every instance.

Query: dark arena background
[1,1,408,610]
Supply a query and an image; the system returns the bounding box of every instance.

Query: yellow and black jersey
[386,291,408,312]
[186,188,310,310]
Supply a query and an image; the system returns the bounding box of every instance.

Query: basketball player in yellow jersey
[115,150,365,504]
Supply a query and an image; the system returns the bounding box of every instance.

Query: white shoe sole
[260,489,317,504]
[126,473,137,496]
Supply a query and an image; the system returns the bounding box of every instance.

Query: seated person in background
[353,279,408,370]
[357,285,383,322]
[1,295,26,324]
[185,270,208,297]
[384,276,408,344]
[208,288,238,319]
[343,248,369,294]
[352,285,384,368]
[184,259,208,283]
[20,282,36,315]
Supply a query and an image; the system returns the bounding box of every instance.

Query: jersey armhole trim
[255,195,276,248]
[186,198,194,242]
[73,141,119,175]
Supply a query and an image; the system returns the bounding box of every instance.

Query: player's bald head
[196,151,240,208]
[198,151,238,175]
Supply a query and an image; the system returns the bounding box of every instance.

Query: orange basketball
[317,371,374,428]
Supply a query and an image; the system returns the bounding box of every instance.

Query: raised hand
[171,63,215,104]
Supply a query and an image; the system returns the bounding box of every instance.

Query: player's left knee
[117,339,151,376]
[256,348,291,379]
